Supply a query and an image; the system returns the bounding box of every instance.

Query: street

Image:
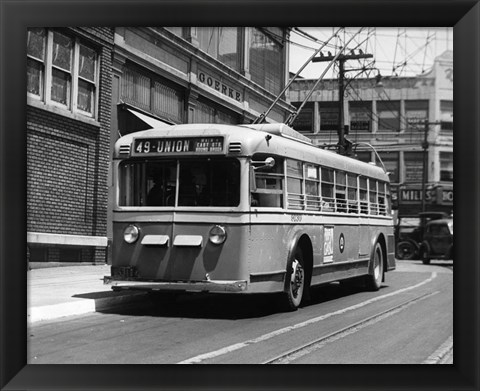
[28,260,453,364]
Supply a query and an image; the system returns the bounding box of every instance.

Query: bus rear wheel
[365,242,384,291]
[281,247,305,311]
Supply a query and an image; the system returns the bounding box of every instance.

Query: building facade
[27,27,114,264]
[288,51,453,219]
[111,27,292,133]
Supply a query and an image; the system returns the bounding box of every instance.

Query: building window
[377,100,400,132]
[27,28,46,96]
[249,28,284,95]
[121,67,184,124]
[292,102,313,133]
[77,45,98,114]
[354,151,373,164]
[195,99,238,124]
[196,27,241,72]
[378,151,400,184]
[405,100,429,131]
[440,152,453,181]
[319,104,339,132]
[404,151,424,183]
[349,101,371,132]
[27,29,98,118]
[440,100,453,133]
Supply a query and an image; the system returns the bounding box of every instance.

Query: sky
[288,27,453,80]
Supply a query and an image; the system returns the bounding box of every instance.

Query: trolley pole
[313,52,373,155]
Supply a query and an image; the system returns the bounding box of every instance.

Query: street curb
[28,291,148,323]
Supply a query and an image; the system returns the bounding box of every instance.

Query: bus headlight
[123,225,139,244]
[209,225,227,245]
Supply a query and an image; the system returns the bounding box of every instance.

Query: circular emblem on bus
[339,233,345,253]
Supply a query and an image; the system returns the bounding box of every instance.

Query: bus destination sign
[133,137,224,155]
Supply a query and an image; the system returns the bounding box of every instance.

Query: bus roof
[115,123,389,181]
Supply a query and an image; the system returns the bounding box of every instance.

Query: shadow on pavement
[97,282,385,321]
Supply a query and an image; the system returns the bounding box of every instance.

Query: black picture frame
[1,0,478,390]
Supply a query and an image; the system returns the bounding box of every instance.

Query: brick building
[27,27,114,264]
[288,51,453,220]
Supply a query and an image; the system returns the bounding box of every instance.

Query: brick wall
[27,27,114,264]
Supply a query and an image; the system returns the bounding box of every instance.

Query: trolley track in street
[178,271,442,364]
[263,291,439,364]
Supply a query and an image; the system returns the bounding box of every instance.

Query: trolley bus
[104,122,395,310]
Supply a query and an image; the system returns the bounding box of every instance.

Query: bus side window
[335,171,347,213]
[286,159,304,210]
[359,177,368,214]
[378,182,386,215]
[347,174,358,213]
[305,165,320,211]
[251,154,284,208]
[321,167,334,212]
[369,179,378,215]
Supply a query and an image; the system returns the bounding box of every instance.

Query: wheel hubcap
[291,259,304,298]
[374,250,381,280]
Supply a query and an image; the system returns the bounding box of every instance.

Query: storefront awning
[126,107,170,129]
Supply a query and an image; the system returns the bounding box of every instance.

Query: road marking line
[268,291,440,364]
[178,272,438,364]
[423,335,453,364]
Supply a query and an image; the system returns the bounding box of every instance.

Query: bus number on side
[291,215,303,223]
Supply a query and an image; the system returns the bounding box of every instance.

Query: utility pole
[313,52,373,155]
[420,121,441,212]
[421,120,429,213]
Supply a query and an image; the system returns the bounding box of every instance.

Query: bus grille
[119,144,131,156]
[228,142,242,153]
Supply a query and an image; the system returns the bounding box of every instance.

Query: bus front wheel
[365,242,384,291]
[281,247,305,311]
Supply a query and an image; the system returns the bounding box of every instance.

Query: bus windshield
[119,158,240,207]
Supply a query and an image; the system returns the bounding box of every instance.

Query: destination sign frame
[132,137,225,156]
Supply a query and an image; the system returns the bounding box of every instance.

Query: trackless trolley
[104,122,395,310]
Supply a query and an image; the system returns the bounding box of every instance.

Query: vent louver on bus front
[228,142,242,154]
[119,144,131,156]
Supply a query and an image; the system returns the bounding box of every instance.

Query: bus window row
[251,154,391,216]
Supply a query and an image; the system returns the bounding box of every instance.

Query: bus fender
[285,232,313,295]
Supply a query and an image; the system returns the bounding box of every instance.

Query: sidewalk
[27,264,147,323]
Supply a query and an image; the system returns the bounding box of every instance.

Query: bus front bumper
[103,276,248,293]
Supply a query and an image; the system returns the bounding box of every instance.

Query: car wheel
[396,241,417,260]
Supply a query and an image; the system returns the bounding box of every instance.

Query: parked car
[395,212,450,260]
[419,218,453,264]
